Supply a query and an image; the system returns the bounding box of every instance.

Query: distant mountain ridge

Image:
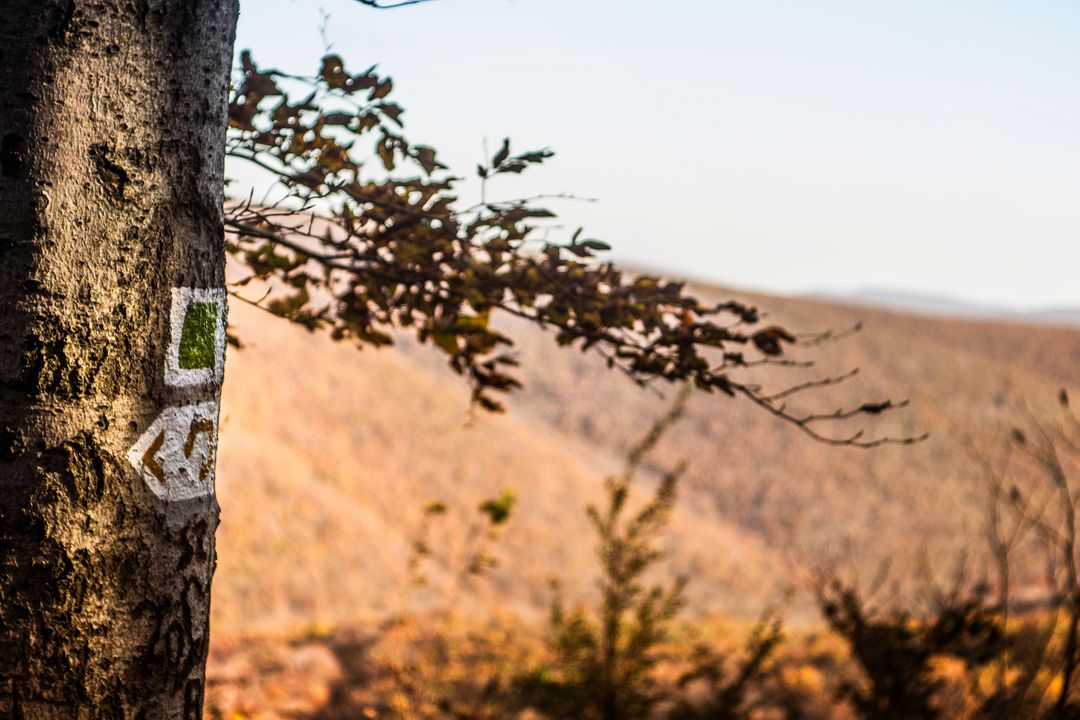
[811,288,1080,328]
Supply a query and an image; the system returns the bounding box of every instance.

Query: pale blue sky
[232,0,1080,310]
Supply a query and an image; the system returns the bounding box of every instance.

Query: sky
[232,0,1080,311]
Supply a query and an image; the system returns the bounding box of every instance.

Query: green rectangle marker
[178,301,219,370]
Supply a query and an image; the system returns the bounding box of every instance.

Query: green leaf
[454,313,490,331]
[478,490,515,526]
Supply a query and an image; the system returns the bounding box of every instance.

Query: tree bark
[0,2,238,717]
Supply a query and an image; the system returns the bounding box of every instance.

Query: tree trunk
[0,2,238,717]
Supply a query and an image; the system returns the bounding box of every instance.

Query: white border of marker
[164,287,227,388]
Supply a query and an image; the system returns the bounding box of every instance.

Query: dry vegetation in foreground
[207,385,1080,719]
[205,286,1080,718]
[204,609,1080,720]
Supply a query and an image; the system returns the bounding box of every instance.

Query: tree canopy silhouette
[224,49,920,447]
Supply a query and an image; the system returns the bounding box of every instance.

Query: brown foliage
[223,49,913,446]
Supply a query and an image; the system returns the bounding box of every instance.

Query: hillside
[211,285,1080,635]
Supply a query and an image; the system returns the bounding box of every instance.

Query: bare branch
[354,0,435,8]
[223,49,924,441]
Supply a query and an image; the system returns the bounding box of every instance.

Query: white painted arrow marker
[127,401,219,502]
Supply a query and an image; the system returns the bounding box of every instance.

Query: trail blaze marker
[127,402,219,501]
[128,287,226,502]
[165,287,226,388]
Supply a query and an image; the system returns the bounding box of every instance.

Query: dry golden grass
[211,285,1080,637]
[210,287,1080,634]
[207,288,1079,717]
[206,284,1080,712]
[206,607,1080,720]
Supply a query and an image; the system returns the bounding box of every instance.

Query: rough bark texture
[0,2,238,717]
